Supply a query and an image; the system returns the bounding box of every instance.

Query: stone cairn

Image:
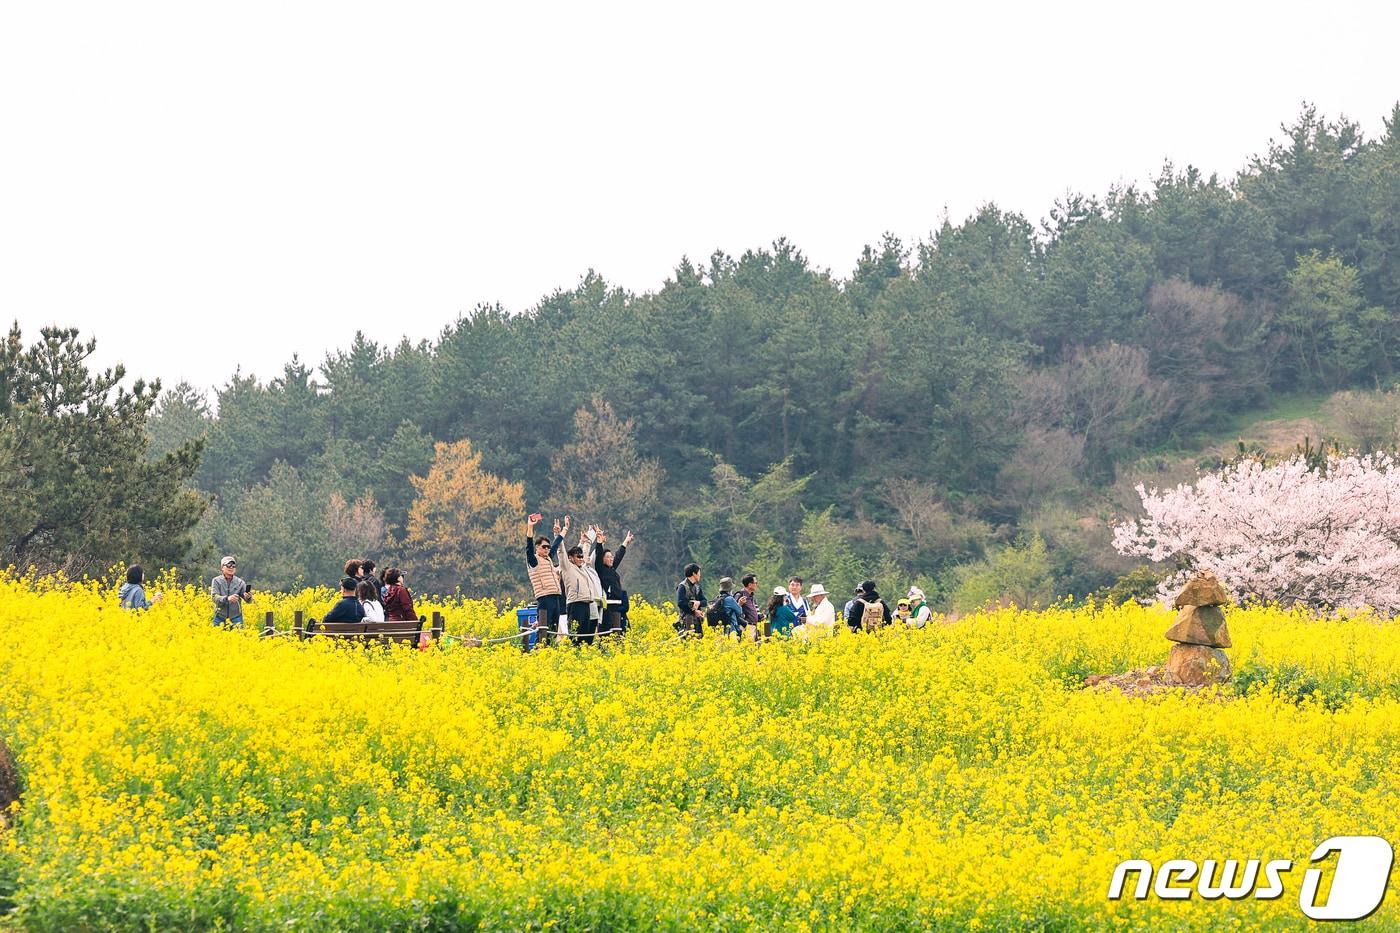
[1164,572,1232,687]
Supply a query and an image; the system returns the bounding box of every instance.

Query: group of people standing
[677,569,934,639]
[119,524,937,643]
[522,514,633,649]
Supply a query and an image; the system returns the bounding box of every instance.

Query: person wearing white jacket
[807,583,837,631]
[558,526,607,645]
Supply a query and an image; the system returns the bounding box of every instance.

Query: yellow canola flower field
[3,573,1400,930]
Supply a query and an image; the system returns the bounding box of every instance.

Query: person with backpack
[675,563,706,635]
[845,579,892,632]
[707,577,745,636]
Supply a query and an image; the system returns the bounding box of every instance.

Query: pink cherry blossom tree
[1113,453,1400,614]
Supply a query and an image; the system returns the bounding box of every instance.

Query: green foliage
[0,324,206,576]
[116,100,1400,604]
[793,508,863,600]
[1036,208,1154,358]
[948,534,1056,612]
[1098,566,1164,606]
[201,461,387,591]
[1240,103,1366,265]
[670,458,811,588]
[146,381,211,461]
[1279,250,1392,388]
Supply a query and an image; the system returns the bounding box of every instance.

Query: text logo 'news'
[1108,836,1394,921]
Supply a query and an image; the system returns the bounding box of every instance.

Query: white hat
[808,583,828,597]
[907,586,925,600]
[773,586,787,596]
[221,555,237,567]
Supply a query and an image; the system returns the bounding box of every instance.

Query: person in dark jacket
[735,573,762,638]
[381,567,417,622]
[360,559,383,597]
[845,579,893,632]
[676,563,706,634]
[323,577,367,623]
[593,528,634,635]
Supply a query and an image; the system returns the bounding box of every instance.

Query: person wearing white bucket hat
[807,583,836,630]
[907,586,932,628]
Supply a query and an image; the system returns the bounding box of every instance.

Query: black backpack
[705,595,730,628]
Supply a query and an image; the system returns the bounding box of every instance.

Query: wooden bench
[295,611,446,647]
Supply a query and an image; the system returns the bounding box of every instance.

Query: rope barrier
[256,616,885,647]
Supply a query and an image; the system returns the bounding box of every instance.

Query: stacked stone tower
[1165,572,1232,686]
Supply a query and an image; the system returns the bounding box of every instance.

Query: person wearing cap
[713,577,745,637]
[766,587,799,637]
[211,556,252,628]
[907,587,932,628]
[323,577,367,623]
[807,584,836,630]
[894,598,912,623]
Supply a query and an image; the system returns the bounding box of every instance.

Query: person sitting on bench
[323,577,366,624]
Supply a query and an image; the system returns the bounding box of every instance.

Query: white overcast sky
[3,1,1397,399]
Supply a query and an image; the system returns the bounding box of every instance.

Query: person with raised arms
[592,526,634,636]
[524,513,566,649]
[559,525,607,646]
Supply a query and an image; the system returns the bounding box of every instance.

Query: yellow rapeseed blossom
[0,573,1399,929]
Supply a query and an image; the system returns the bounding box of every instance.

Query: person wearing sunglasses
[211,555,252,628]
[523,514,566,649]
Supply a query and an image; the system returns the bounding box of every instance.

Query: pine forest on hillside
[6,103,1400,607]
